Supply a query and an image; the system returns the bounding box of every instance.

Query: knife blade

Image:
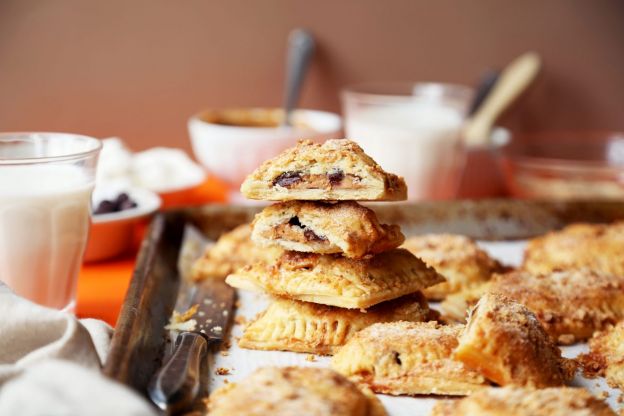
[148,225,236,414]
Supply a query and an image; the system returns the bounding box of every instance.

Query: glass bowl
[498,131,624,199]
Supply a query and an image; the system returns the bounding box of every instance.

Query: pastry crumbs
[215,367,230,375]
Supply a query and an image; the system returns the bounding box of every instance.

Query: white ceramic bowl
[188,108,342,188]
[84,187,161,262]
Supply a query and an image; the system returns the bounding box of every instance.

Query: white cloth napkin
[0,283,156,415]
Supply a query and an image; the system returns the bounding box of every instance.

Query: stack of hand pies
[225,139,445,355]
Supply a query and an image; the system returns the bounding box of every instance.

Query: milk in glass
[0,165,93,310]
[346,103,465,200]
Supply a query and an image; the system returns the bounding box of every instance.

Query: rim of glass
[0,132,102,165]
[342,81,474,103]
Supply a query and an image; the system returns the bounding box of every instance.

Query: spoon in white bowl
[463,51,541,147]
[282,29,315,127]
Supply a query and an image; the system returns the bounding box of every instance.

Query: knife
[148,225,236,414]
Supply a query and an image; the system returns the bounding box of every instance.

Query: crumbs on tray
[165,304,199,331]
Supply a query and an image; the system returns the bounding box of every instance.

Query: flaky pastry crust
[239,293,435,355]
[489,269,624,344]
[208,366,387,416]
[190,223,282,281]
[240,139,407,201]
[579,321,624,390]
[225,249,445,309]
[431,386,616,416]
[523,222,624,276]
[252,201,404,258]
[454,293,576,388]
[401,234,505,300]
[332,321,488,396]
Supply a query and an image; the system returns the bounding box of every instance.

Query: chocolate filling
[327,169,344,185]
[287,216,327,242]
[288,216,304,228]
[303,228,326,242]
[273,171,302,187]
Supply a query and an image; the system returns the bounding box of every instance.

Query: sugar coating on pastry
[332,321,488,396]
[225,249,445,309]
[239,293,435,355]
[252,201,404,258]
[523,222,624,276]
[207,366,387,416]
[190,223,283,281]
[489,269,624,344]
[401,234,505,300]
[240,139,407,201]
[430,386,616,416]
[579,321,624,390]
[454,293,576,387]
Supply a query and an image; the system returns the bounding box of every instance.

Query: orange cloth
[76,176,229,325]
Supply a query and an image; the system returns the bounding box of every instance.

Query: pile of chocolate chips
[93,193,138,215]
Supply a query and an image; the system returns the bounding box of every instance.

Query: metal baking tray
[103,199,624,410]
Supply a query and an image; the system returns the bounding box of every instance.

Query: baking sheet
[208,239,621,415]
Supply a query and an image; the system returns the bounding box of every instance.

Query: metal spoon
[282,29,315,127]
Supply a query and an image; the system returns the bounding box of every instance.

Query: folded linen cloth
[0,283,156,415]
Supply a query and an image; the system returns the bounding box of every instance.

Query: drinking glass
[0,133,101,311]
[342,83,473,200]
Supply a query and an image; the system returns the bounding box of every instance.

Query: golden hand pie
[225,249,445,309]
[401,234,505,300]
[439,282,490,323]
[252,201,404,258]
[523,222,624,276]
[239,293,435,355]
[454,293,576,388]
[579,321,624,390]
[207,366,387,416]
[190,223,283,281]
[331,321,488,396]
[431,386,616,416]
[488,269,624,344]
[240,139,407,201]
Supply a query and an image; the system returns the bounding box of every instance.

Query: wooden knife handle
[148,332,209,413]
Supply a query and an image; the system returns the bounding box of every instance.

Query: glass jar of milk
[0,133,101,311]
[343,83,473,200]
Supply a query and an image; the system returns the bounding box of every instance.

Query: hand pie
[488,269,624,344]
[439,282,490,323]
[523,222,624,275]
[240,139,407,201]
[332,321,488,396]
[579,321,624,390]
[239,293,436,355]
[226,249,445,309]
[454,293,576,387]
[191,223,283,281]
[431,386,616,416]
[207,366,387,416]
[252,201,404,258]
[401,234,505,300]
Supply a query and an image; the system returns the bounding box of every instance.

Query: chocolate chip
[94,200,117,215]
[327,169,344,186]
[288,216,304,228]
[273,171,302,187]
[93,192,138,215]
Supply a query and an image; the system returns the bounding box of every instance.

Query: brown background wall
[0,0,623,152]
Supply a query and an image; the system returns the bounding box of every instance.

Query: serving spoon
[463,51,541,147]
[281,29,315,127]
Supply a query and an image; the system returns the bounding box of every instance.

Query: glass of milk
[343,83,473,200]
[0,133,101,311]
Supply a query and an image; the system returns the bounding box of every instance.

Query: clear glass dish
[498,131,624,199]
